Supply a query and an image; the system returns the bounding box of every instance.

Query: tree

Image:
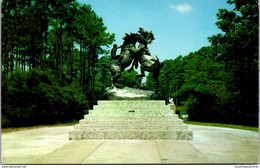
[208,0,258,125]
[114,70,140,88]
[48,0,76,79]
[1,0,115,127]
[147,0,258,126]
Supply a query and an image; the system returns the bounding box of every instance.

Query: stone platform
[3,125,259,164]
[104,87,155,100]
[69,100,193,140]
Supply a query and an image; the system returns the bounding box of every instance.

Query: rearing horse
[129,29,164,92]
[110,32,146,88]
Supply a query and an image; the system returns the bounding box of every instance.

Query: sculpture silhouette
[110,30,146,87]
[110,28,163,91]
[132,29,164,92]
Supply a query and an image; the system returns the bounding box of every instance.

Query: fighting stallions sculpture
[110,28,163,92]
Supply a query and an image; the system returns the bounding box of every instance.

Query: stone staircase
[69,100,193,140]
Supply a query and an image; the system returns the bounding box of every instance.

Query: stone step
[93,106,168,111]
[69,100,193,141]
[80,118,183,125]
[84,114,179,119]
[88,113,174,117]
[84,114,179,120]
[69,130,193,140]
[73,124,188,131]
[94,104,166,110]
[94,102,166,106]
[78,119,183,125]
[95,103,166,106]
[82,115,182,120]
[97,100,165,106]
[89,109,172,113]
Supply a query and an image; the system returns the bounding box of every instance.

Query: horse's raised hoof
[137,74,145,78]
[128,68,134,72]
[135,75,141,79]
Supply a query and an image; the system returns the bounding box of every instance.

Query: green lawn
[184,121,258,132]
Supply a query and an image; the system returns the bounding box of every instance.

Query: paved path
[1,125,258,164]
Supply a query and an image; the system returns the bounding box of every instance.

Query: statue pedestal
[169,104,176,114]
[104,87,155,100]
[69,100,193,140]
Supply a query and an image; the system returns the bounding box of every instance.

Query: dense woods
[1,0,258,127]
[146,0,259,126]
[1,0,115,127]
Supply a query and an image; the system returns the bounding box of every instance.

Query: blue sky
[77,0,234,61]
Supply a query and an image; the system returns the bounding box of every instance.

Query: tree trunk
[70,42,73,80]
[82,44,86,93]
[80,42,84,92]
[16,45,20,71]
[59,22,63,80]
[22,46,25,72]
[3,43,9,79]
[44,19,48,71]
[56,29,59,74]
[64,48,68,81]
[10,51,14,72]
[31,35,37,69]
[87,46,91,92]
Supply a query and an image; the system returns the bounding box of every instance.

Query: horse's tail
[155,55,160,64]
[155,56,161,68]
[155,55,164,68]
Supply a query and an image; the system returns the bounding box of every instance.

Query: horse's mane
[138,28,155,43]
[122,33,140,42]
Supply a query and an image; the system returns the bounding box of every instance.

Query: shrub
[2,69,89,128]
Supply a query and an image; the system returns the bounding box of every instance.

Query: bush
[114,70,139,88]
[2,69,89,128]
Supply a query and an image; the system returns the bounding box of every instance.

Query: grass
[176,105,258,132]
[184,120,259,132]
[176,106,186,111]
[1,120,79,134]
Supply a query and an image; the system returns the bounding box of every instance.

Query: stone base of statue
[103,87,158,100]
[169,104,176,114]
[69,99,193,140]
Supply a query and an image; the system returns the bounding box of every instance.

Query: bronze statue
[110,28,163,91]
[133,28,164,91]
[128,28,153,72]
[110,30,146,88]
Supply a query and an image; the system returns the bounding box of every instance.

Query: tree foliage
[2,0,258,127]
[2,69,88,127]
[146,0,258,126]
[114,70,140,88]
[1,0,115,127]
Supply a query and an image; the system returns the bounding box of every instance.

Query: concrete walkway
[1,125,259,164]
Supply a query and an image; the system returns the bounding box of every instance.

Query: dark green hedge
[2,69,89,128]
